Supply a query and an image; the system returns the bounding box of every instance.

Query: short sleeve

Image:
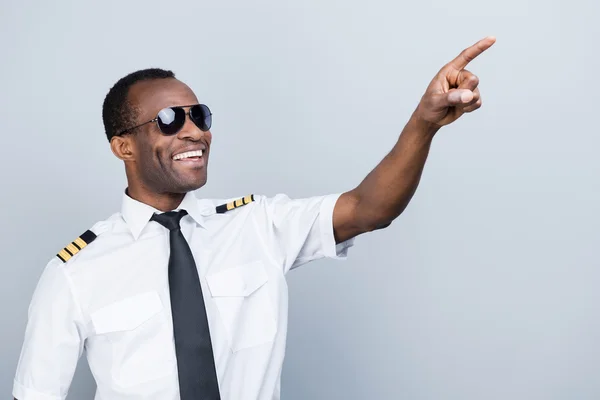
[254,193,355,273]
[13,260,86,400]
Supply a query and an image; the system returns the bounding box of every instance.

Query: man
[13,36,495,400]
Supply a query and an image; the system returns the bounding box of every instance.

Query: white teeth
[173,150,203,160]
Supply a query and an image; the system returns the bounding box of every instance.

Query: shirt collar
[121,190,205,240]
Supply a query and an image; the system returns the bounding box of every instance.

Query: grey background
[1,0,598,399]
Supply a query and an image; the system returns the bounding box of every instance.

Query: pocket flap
[91,291,163,334]
[207,261,268,297]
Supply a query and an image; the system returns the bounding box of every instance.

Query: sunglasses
[117,104,212,136]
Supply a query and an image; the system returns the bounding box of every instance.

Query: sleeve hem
[13,379,65,400]
[319,193,355,259]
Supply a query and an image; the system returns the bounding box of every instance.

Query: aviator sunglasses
[117,104,212,136]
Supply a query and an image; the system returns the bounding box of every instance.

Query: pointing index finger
[449,36,496,70]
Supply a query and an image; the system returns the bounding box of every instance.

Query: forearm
[334,37,493,242]
[351,112,440,229]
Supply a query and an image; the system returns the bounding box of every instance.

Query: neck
[126,184,186,212]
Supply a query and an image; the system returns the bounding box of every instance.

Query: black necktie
[151,210,220,400]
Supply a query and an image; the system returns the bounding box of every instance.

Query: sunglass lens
[191,104,212,131]
[157,107,185,135]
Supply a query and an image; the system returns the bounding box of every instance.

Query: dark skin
[332,36,495,242]
[113,36,495,241]
[110,78,213,212]
[13,36,495,400]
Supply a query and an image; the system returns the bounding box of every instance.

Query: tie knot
[151,210,188,231]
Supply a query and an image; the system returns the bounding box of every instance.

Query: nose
[176,112,204,141]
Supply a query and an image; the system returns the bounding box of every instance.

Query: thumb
[431,89,474,108]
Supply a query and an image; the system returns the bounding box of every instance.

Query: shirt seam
[59,267,87,338]
[252,200,286,272]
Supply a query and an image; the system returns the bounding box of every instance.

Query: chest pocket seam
[207,260,268,297]
[206,261,277,352]
[90,291,163,334]
[89,291,175,388]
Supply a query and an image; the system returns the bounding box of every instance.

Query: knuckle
[460,70,479,88]
[461,50,474,63]
[463,71,479,84]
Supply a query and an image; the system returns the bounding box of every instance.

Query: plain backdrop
[1,0,598,399]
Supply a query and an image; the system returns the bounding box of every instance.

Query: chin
[178,177,207,193]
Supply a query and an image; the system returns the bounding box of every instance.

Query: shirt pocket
[90,291,176,388]
[207,260,277,352]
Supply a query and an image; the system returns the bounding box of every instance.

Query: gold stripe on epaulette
[58,249,72,262]
[74,237,87,249]
[56,229,98,263]
[216,194,256,214]
[66,243,79,255]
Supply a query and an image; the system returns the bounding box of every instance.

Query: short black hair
[102,68,175,142]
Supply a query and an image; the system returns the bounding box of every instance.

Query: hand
[414,36,496,129]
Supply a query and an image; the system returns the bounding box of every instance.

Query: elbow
[363,218,393,233]
[372,220,393,231]
[351,194,396,233]
[356,209,395,233]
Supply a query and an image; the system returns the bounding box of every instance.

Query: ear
[110,135,136,161]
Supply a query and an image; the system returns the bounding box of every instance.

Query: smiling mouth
[172,150,203,161]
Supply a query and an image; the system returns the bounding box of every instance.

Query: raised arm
[333,36,496,243]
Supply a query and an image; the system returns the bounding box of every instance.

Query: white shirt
[13,191,354,400]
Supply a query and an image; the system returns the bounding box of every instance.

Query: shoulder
[199,193,337,223]
[197,193,270,216]
[50,213,120,268]
[204,193,312,210]
[200,193,339,214]
[197,193,313,219]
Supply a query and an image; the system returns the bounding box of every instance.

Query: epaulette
[215,194,255,214]
[56,230,97,263]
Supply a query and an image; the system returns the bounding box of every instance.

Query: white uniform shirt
[13,191,354,400]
